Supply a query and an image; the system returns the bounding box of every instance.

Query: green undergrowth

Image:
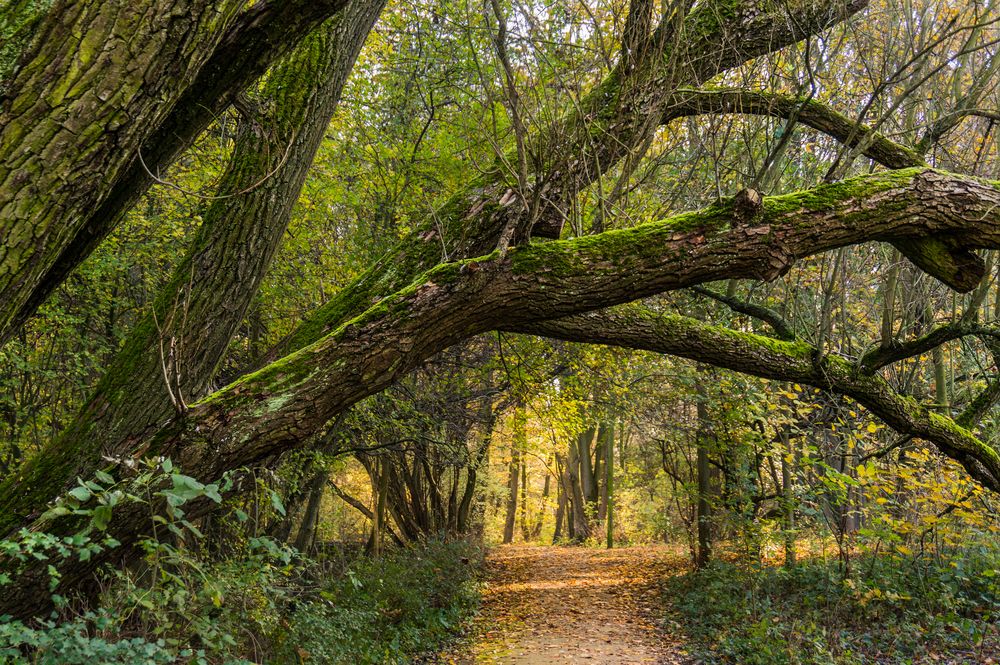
[272,537,482,664]
[0,462,482,664]
[2,535,480,665]
[664,547,1000,665]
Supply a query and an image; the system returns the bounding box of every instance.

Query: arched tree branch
[514,309,1000,491]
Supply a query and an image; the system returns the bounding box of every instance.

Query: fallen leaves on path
[438,545,696,664]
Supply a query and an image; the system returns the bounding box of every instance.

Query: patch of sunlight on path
[435,545,696,664]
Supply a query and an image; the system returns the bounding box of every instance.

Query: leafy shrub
[0,461,290,664]
[0,612,176,665]
[0,462,481,664]
[665,546,1000,665]
[273,537,482,664]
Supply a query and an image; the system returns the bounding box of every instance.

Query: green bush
[665,546,1000,665]
[0,462,481,664]
[0,612,176,665]
[0,460,276,664]
[274,538,481,664]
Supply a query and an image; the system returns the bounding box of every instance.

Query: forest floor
[437,545,695,664]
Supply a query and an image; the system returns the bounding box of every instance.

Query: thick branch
[662,88,990,289]
[890,236,986,293]
[665,88,923,169]
[155,168,1000,481]
[859,323,1000,373]
[514,309,1000,491]
[270,0,872,358]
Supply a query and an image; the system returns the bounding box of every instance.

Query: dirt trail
[442,545,694,664]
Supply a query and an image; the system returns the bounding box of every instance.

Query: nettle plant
[0,459,294,665]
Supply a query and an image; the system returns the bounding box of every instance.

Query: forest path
[442,545,694,664]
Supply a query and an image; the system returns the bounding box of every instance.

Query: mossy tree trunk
[0,0,384,533]
[265,0,872,362]
[0,0,352,346]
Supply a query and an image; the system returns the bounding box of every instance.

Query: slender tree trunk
[579,426,597,508]
[294,470,327,554]
[502,412,523,544]
[519,458,530,541]
[371,459,389,557]
[928,305,949,409]
[696,380,714,568]
[447,467,460,533]
[780,427,797,568]
[880,250,902,346]
[553,454,567,543]
[605,420,615,549]
[568,433,591,541]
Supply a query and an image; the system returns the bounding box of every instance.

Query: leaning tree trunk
[0,0,352,345]
[264,0,869,362]
[0,0,385,534]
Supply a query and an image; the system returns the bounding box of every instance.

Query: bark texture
[0,0,351,345]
